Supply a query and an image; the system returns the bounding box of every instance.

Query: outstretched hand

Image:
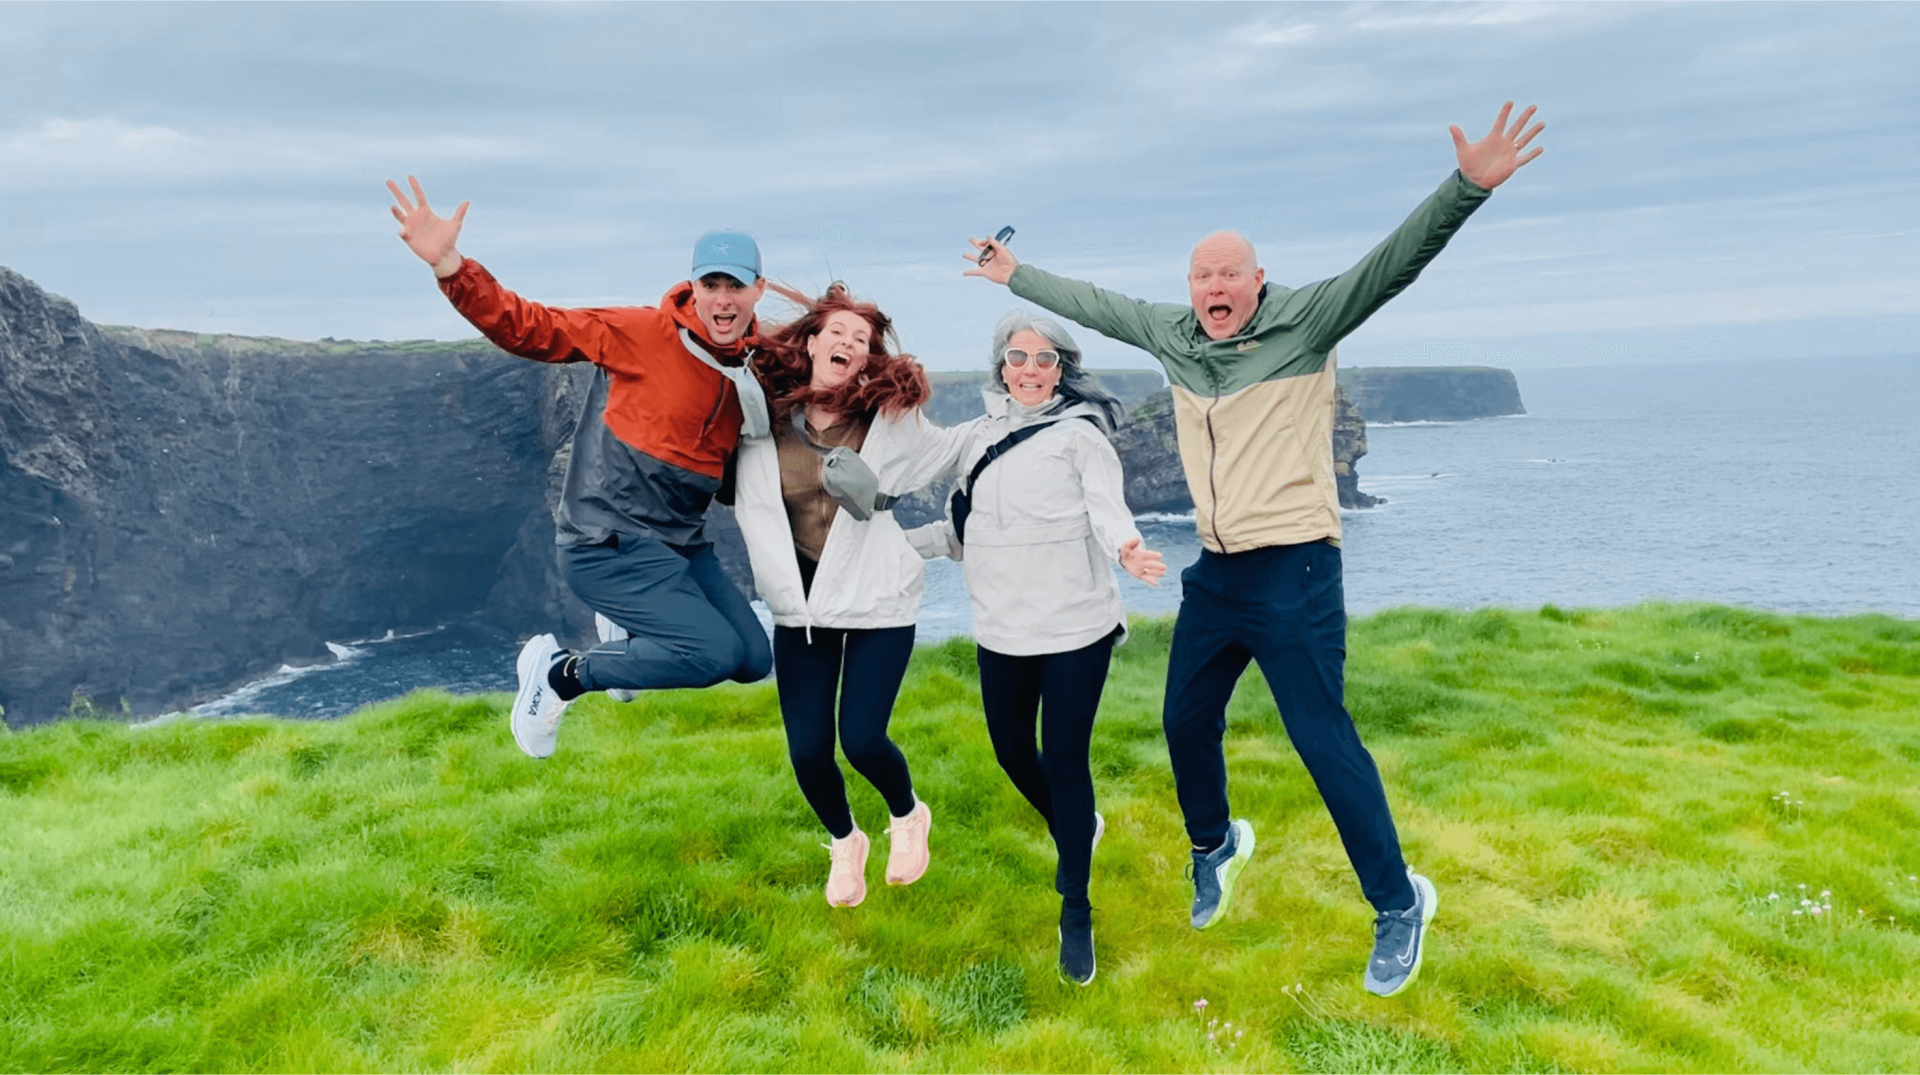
[386,175,469,277]
[1119,537,1167,588]
[962,235,1019,286]
[1451,101,1545,190]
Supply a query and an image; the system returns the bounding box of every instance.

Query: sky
[1,1,1915,372]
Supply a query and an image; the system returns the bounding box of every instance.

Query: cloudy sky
[2,2,1914,371]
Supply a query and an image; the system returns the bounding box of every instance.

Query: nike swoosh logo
[1395,931,1416,966]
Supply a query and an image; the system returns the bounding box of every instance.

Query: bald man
[965,102,1545,997]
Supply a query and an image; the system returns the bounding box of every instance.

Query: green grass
[4,603,1919,1072]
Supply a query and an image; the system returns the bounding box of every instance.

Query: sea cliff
[2,267,1381,723]
[1336,365,1525,423]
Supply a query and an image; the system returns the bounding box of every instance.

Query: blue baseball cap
[691,229,762,284]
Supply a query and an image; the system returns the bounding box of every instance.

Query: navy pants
[564,533,772,692]
[977,631,1115,903]
[1164,540,1415,913]
[773,624,918,839]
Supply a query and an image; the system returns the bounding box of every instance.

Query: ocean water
[190,353,1920,721]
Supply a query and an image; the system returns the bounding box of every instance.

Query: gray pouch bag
[793,412,895,521]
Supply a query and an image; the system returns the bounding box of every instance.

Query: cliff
[0,268,590,725]
[0,267,1374,724]
[1335,365,1525,423]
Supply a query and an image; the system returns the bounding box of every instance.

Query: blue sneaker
[1189,818,1255,929]
[1364,869,1438,997]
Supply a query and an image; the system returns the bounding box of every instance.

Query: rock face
[1336,365,1525,423]
[1,267,578,725]
[0,268,1377,725]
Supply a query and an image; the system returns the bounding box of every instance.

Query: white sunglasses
[1002,347,1062,369]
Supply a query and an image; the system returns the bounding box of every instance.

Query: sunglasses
[1002,347,1062,369]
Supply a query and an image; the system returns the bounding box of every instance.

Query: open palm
[1451,102,1546,190]
[385,175,468,272]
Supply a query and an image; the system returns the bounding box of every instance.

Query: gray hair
[987,310,1125,431]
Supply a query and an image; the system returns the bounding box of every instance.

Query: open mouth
[712,312,739,331]
[830,350,852,368]
[1207,304,1232,321]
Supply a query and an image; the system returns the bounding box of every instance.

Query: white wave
[1369,413,1530,428]
[325,641,366,661]
[191,661,330,717]
[1135,511,1198,523]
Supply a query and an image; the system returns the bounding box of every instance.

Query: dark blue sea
[189,354,1920,721]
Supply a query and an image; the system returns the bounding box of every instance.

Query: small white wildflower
[1811,906,1824,916]
[1793,909,1803,916]
[1821,890,1831,898]
[1768,893,1780,901]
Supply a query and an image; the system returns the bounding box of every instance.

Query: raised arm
[962,234,1177,356]
[1287,102,1544,350]
[386,174,623,365]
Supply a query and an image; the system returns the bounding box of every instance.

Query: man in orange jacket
[387,176,773,759]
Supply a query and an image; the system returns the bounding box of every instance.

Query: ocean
[189,353,1920,721]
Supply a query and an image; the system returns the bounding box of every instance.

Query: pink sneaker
[885,800,932,886]
[825,829,869,908]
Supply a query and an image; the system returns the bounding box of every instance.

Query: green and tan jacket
[1009,170,1491,554]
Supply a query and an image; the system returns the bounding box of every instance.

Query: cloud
[0,118,531,190]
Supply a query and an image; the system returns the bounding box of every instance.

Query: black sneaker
[1058,904,1096,986]
[1364,868,1438,997]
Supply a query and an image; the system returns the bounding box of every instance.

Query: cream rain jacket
[734,410,964,631]
[909,391,1141,657]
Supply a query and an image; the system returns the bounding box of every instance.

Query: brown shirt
[772,411,871,563]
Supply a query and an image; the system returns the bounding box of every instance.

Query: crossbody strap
[963,414,1099,495]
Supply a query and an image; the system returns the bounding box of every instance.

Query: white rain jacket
[908,391,1142,656]
[734,408,965,632]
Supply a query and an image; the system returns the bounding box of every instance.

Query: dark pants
[564,533,773,692]
[977,631,1115,903]
[773,624,918,839]
[1163,540,1415,913]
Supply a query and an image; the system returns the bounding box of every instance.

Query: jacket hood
[663,281,757,361]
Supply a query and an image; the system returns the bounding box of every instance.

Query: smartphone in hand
[977,225,1016,266]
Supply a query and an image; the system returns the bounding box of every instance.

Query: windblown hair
[754,281,930,421]
[988,310,1125,432]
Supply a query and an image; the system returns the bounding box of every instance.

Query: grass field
[4,603,1919,1072]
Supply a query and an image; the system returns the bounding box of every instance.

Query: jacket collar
[662,280,756,363]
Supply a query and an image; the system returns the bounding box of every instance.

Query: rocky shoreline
[3,266,1515,725]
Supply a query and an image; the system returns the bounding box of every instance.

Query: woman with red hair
[732,282,964,909]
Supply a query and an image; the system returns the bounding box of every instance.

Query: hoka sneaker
[1059,903,1096,986]
[510,633,570,759]
[1092,811,1106,855]
[594,613,637,704]
[1189,818,1255,929]
[1365,868,1438,997]
[825,828,870,908]
[884,799,932,885]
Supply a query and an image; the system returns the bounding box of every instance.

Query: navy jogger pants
[1163,540,1415,913]
[564,533,773,692]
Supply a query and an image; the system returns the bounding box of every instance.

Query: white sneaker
[1092,811,1106,856]
[510,633,569,759]
[594,613,637,704]
[885,799,932,886]
[825,827,870,908]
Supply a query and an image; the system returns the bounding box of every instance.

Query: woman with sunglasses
[732,282,966,910]
[908,310,1166,984]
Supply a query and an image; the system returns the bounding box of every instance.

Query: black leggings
[976,630,1117,902]
[773,624,918,839]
